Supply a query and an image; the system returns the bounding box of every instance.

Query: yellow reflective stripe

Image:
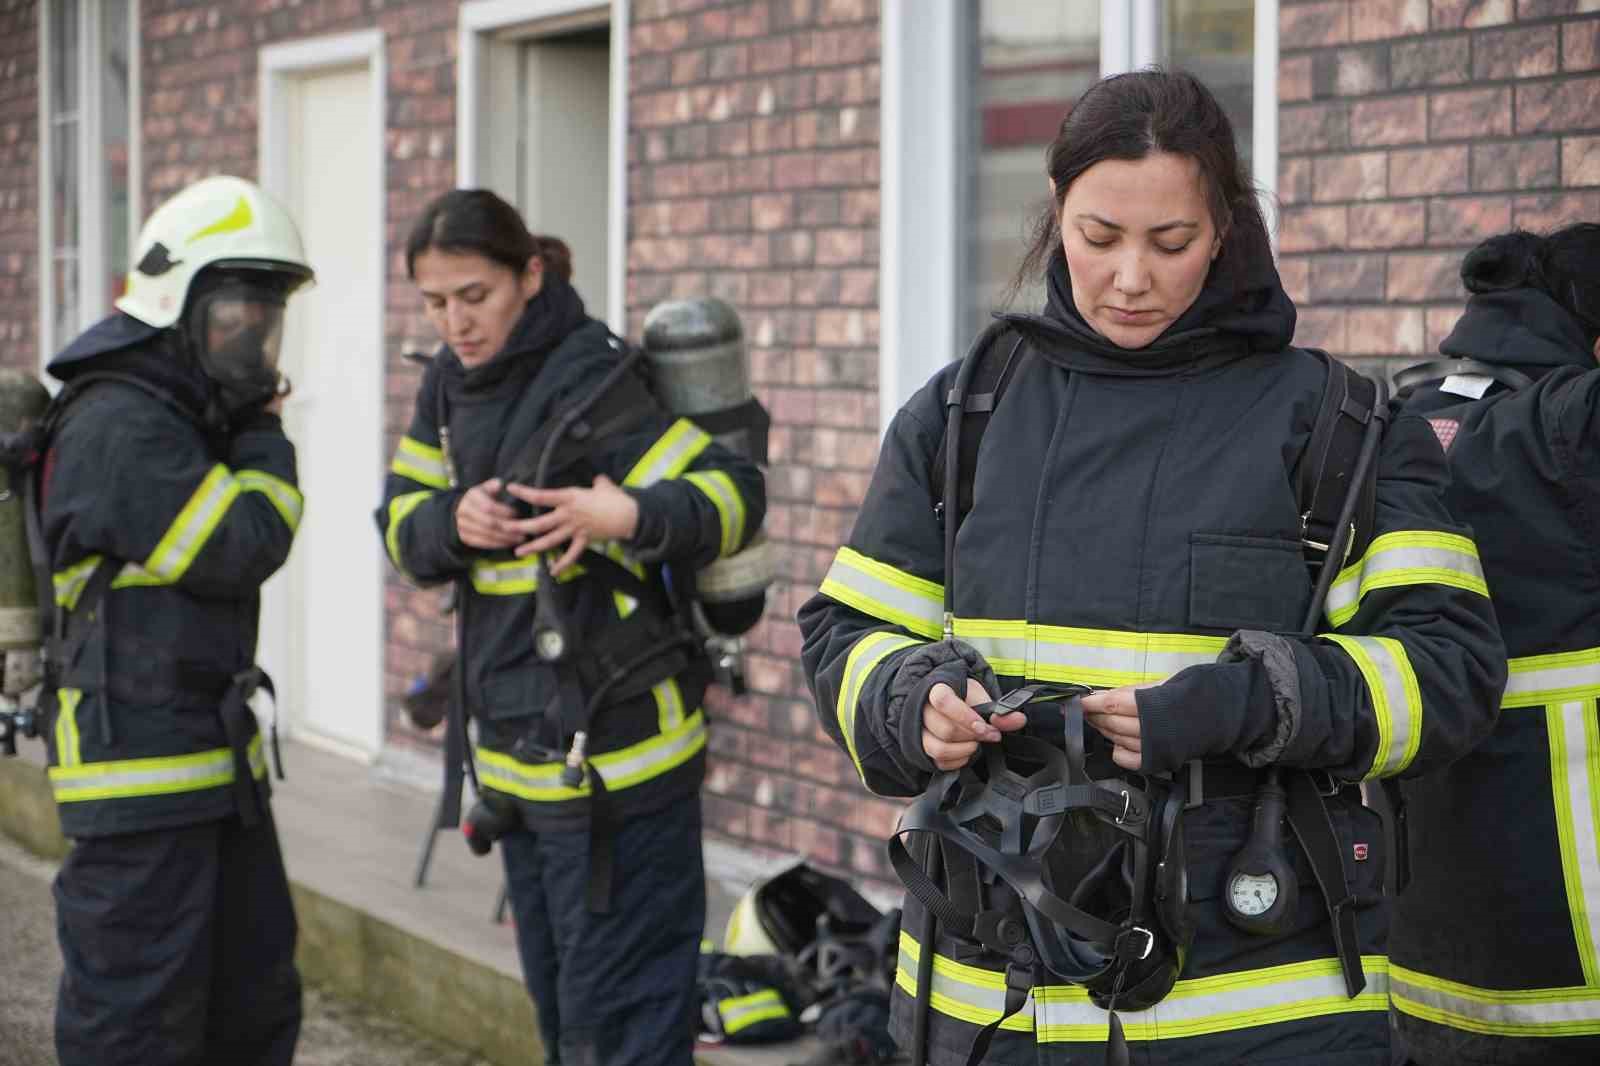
[53,556,102,609]
[623,418,711,488]
[48,735,264,803]
[838,631,922,788]
[1504,647,1600,708]
[185,195,253,243]
[1547,698,1600,985]
[1391,965,1600,1037]
[144,464,240,581]
[391,436,450,489]
[384,490,433,575]
[112,563,168,589]
[1323,635,1423,779]
[652,677,686,732]
[235,470,303,532]
[819,547,944,639]
[1324,531,1488,628]
[959,621,1227,688]
[684,470,746,557]
[469,556,587,595]
[897,932,1387,1041]
[476,709,707,801]
[719,988,790,1034]
[53,688,83,768]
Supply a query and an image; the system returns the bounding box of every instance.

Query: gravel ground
[0,842,493,1066]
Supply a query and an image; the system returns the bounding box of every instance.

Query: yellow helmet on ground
[722,861,882,958]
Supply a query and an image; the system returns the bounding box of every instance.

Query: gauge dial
[1228,872,1280,917]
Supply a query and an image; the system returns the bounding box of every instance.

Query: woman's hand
[1082,685,1155,771]
[504,476,640,574]
[454,478,524,551]
[922,678,1027,771]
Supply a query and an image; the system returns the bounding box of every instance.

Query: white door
[258,62,384,758]
[521,35,611,312]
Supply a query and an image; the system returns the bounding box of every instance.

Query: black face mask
[184,274,293,415]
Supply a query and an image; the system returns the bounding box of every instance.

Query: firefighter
[40,175,311,1066]
[1389,223,1600,1066]
[377,189,764,1066]
[798,70,1506,1066]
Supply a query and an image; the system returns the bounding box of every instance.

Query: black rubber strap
[585,764,616,914]
[963,965,1032,1066]
[1285,770,1366,997]
[218,667,273,828]
[1393,357,1533,395]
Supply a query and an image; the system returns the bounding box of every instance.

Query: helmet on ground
[722,861,882,959]
[116,175,314,412]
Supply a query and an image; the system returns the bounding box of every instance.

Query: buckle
[1116,925,1155,963]
[1310,769,1344,797]
[1115,789,1132,824]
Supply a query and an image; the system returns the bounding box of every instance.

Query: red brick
[1281,102,1352,152]
[1348,308,1426,356]
[1311,254,1387,301]
[1295,308,1349,352]
[1313,152,1388,201]
[1517,76,1600,133]
[1281,56,1314,102]
[1351,94,1428,145]
[1392,36,1472,87]
[1473,25,1560,79]
[1313,47,1390,97]
[1389,146,1470,196]
[1349,201,1429,248]
[1429,88,1513,140]
[1427,305,1467,352]
[1519,0,1600,16]
[1281,1,1351,47]
[1280,157,1313,204]
[1351,0,1429,41]
[1279,257,1311,305]
[1431,0,1514,26]
[1564,135,1600,184]
[1565,19,1600,71]
[1427,195,1514,245]
[1512,190,1600,230]
[1387,253,1467,301]
[1280,205,1349,252]
[1471,138,1561,190]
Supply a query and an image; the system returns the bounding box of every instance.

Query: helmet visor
[202,292,286,377]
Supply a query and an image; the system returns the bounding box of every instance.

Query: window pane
[964,1,1100,338]
[1164,0,1254,166]
[52,120,78,253]
[102,0,132,303]
[51,0,78,115]
[53,255,79,349]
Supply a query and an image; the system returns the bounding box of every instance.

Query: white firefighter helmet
[115,175,313,329]
[722,862,882,958]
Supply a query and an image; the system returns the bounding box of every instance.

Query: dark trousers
[54,813,301,1066]
[501,790,706,1066]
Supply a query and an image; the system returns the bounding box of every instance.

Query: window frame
[878,0,1278,433]
[36,0,141,370]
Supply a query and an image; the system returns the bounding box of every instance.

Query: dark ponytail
[405,188,573,284]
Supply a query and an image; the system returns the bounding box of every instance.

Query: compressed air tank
[0,370,50,694]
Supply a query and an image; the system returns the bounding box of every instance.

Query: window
[39,0,139,362]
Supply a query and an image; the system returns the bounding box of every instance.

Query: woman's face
[413,248,543,368]
[1058,152,1222,350]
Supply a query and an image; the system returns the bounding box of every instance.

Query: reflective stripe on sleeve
[384,490,434,576]
[53,688,82,768]
[623,419,711,488]
[652,677,686,732]
[718,988,791,1034]
[819,547,944,639]
[1549,697,1600,985]
[1391,965,1600,1037]
[958,622,1227,688]
[235,470,303,533]
[475,709,707,802]
[144,464,240,581]
[837,631,922,788]
[1323,634,1423,779]
[390,436,450,489]
[1324,531,1488,628]
[53,556,102,609]
[1503,647,1600,708]
[684,470,746,557]
[49,734,265,803]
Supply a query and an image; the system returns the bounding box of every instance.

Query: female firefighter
[798,70,1505,1066]
[376,189,764,1066]
[1388,225,1600,1066]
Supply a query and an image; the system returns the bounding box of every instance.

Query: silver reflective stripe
[236,470,303,532]
[53,556,102,608]
[1549,698,1600,984]
[818,547,943,639]
[49,746,240,802]
[623,419,711,488]
[1323,635,1422,779]
[837,631,921,787]
[391,436,450,489]
[1504,647,1600,708]
[959,623,1226,687]
[477,710,707,801]
[719,989,790,1033]
[471,558,541,595]
[145,465,240,581]
[1324,532,1488,627]
[894,936,1036,1031]
[1391,965,1600,1037]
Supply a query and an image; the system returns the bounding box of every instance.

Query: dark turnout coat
[798,252,1506,1066]
[1391,287,1600,1066]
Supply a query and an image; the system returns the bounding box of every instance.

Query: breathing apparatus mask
[889,686,1192,1066]
[184,268,302,417]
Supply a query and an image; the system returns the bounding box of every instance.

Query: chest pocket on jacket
[1188,533,1311,633]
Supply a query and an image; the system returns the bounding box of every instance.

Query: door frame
[457,0,629,332]
[256,29,388,761]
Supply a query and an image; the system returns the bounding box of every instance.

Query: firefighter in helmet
[41,174,311,1066]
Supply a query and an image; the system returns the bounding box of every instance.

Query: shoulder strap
[1393,357,1533,397]
[931,326,1029,525]
[1294,351,1382,567]
[497,348,659,489]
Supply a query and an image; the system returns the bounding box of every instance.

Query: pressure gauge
[1222,767,1299,936]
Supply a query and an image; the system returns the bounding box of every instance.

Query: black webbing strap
[1296,353,1379,563]
[684,397,771,464]
[1284,771,1366,997]
[218,667,275,828]
[584,766,617,914]
[931,328,1030,524]
[963,963,1033,1066]
[1392,357,1533,396]
[437,581,473,829]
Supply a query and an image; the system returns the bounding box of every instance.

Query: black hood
[1438,287,1595,378]
[437,275,590,394]
[997,245,1297,376]
[49,312,214,416]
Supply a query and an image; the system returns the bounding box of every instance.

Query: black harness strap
[1296,351,1380,565]
[1285,772,1366,997]
[1392,357,1533,396]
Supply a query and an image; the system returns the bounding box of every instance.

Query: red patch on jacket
[1428,417,1460,453]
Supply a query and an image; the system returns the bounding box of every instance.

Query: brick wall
[1278,0,1600,379]
[625,0,902,885]
[0,0,37,374]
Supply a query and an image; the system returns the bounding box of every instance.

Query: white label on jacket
[1440,373,1494,399]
